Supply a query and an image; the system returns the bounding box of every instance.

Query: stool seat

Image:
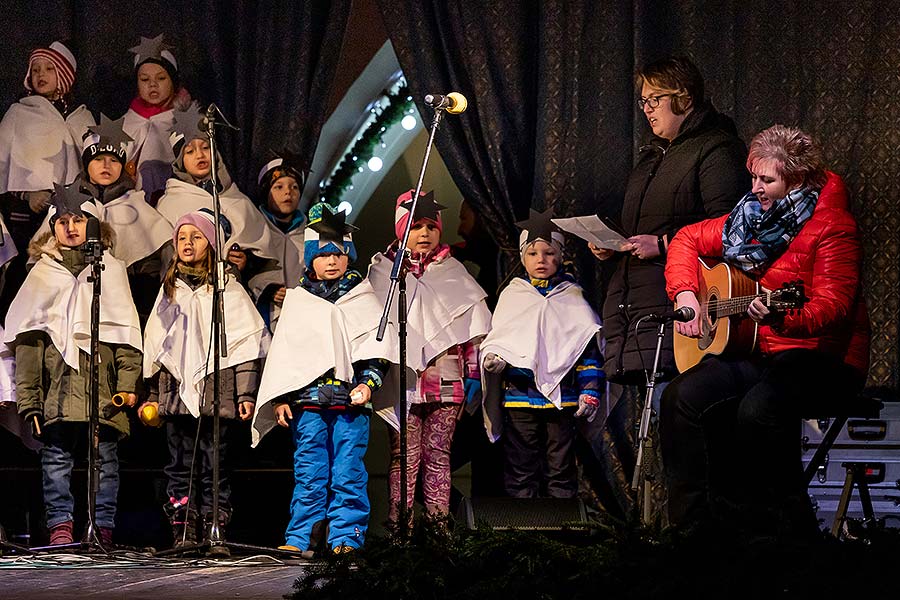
[802,388,893,537]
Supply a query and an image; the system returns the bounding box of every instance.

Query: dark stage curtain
[379,0,900,519]
[376,0,634,292]
[0,0,351,196]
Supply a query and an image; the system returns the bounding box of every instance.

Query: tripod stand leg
[0,522,33,554]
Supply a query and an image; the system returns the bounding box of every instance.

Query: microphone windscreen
[446,92,468,114]
[85,216,101,243]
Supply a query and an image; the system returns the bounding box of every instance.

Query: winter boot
[48,520,74,546]
[202,509,232,558]
[164,496,197,549]
[99,527,114,548]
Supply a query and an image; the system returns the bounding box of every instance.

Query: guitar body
[673,258,760,373]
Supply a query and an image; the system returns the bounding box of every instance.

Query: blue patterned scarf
[722,187,819,275]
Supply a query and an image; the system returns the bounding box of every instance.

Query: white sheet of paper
[551,215,631,251]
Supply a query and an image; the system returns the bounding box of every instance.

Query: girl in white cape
[0,40,94,319]
[142,210,270,556]
[342,189,491,524]
[155,105,279,282]
[6,184,142,547]
[120,34,192,204]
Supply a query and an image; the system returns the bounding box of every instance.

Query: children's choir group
[0,37,605,557]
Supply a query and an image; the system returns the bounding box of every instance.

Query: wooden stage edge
[0,551,310,600]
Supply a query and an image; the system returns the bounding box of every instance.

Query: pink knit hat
[394,189,443,240]
[24,41,77,96]
[173,211,217,247]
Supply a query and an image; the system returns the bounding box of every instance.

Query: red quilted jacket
[665,172,870,377]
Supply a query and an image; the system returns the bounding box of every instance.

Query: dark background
[0,0,897,547]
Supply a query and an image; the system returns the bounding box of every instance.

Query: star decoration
[51,182,93,218]
[129,34,171,62]
[171,103,207,143]
[310,205,358,247]
[515,208,559,245]
[88,113,133,147]
[400,190,446,223]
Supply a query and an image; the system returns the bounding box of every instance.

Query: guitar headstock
[769,280,808,310]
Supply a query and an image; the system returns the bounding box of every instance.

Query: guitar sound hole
[706,292,719,325]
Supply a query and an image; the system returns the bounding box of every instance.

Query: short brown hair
[636,56,705,115]
[747,125,828,191]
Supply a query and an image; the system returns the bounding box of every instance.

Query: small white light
[358,166,364,173]
[337,201,353,215]
[352,155,358,161]
[367,156,383,172]
[349,185,354,190]
[401,115,417,130]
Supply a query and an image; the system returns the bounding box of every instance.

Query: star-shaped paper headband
[170,103,208,146]
[400,190,446,223]
[515,208,562,245]
[130,34,173,64]
[87,113,133,147]
[49,182,98,221]
[308,203,359,245]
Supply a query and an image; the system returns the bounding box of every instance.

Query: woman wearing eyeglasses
[588,56,749,521]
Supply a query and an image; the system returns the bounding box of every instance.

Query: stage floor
[0,550,309,599]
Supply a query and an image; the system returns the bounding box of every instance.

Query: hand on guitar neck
[675,291,780,339]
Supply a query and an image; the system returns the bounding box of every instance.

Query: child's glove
[463,377,482,406]
[574,394,600,422]
[21,409,43,439]
[482,352,507,374]
[25,190,51,213]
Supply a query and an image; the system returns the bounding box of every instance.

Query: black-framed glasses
[637,94,673,110]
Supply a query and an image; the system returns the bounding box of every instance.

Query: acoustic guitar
[673,258,807,373]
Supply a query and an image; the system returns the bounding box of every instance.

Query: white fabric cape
[3,250,142,370]
[142,273,270,417]
[30,190,171,266]
[480,278,601,442]
[0,97,93,193]
[246,221,305,329]
[0,213,18,268]
[122,107,176,194]
[339,252,492,430]
[251,286,357,447]
[156,178,280,262]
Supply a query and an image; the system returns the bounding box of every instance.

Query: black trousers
[659,349,864,528]
[503,407,577,498]
[164,416,232,518]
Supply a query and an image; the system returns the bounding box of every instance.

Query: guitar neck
[710,292,769,317]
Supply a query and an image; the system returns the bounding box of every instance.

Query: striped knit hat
[24,41,77,96]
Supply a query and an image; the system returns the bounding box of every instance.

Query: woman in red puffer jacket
[659,124,869,535]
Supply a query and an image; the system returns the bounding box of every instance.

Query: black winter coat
[602,102,749,382]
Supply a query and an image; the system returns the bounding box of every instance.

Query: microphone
[424,92,468,114]
[83,216,103,262]
[198,103,217,130]
[646,307,696,323]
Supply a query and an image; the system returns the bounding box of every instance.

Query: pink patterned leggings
[388,402,459,523]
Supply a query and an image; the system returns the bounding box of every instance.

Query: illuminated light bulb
[367,156,383,172]
[337,201,353,215]
[401,115,417,130]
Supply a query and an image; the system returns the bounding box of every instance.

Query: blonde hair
[747,125,828,190]
[162,248,215,301]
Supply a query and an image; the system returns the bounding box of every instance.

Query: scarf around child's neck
[128,95,172,119]
[176,261,210,289]
[523,265,576,296]
[299,269,362,303]
[386,241,451,278]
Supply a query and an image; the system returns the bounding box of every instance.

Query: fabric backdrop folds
[376,0,634,292]
[0,0,352,198]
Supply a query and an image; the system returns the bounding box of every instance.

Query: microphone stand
[376,106,446,539]
[155,105,290,558]
[631,317,666,526]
